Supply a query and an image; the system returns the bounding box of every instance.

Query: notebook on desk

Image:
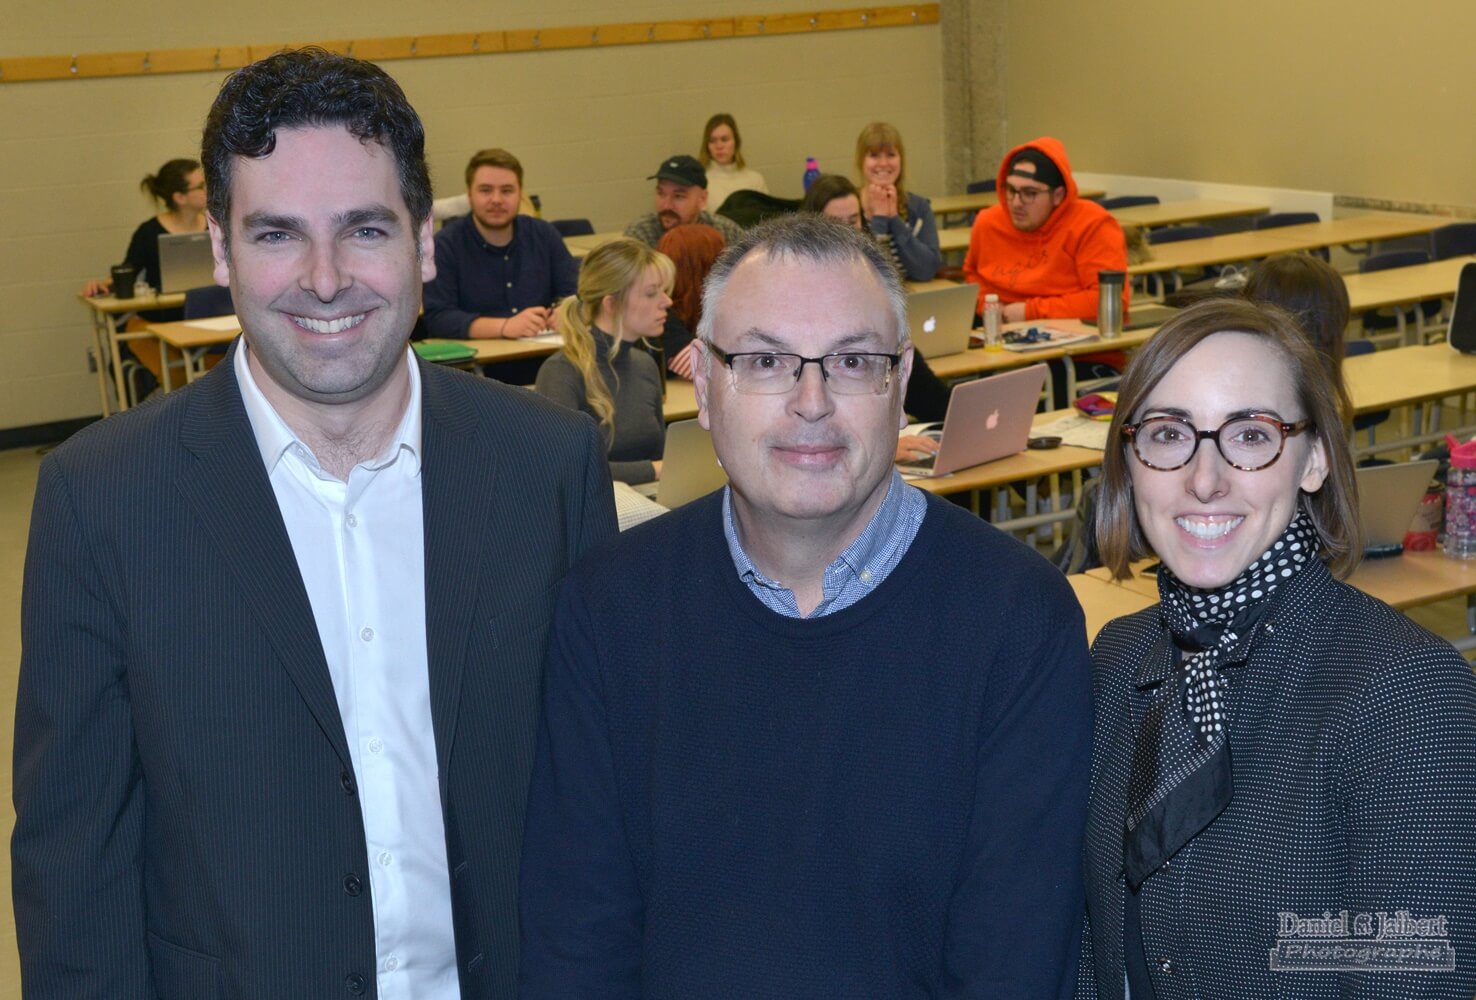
[906,284,977,358]
[157,232,216,294]
[1357,460,1439,551]
[897,364,1047,478]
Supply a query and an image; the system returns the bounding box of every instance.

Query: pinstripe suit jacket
[13,348,616,1000]
[1077,558,1476,999]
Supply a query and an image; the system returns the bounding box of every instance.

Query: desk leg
[88,309,116,417]
[108,315,130,412]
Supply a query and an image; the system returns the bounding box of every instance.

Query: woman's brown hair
[1244,253,1350,410]
[1095,297,1360,581]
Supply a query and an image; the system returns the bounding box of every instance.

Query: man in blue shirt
[423,148,579,341]
[519,215,1093,998]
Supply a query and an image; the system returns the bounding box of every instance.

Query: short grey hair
[695,214,909,349]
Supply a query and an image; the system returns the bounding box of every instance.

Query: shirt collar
[234,339,423,477]
[722,470,910,595]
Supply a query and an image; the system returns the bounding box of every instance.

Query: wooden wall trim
[0,5,940,84]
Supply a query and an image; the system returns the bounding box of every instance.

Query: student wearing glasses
[963,137,1127,324]
[1079,298,1476,998]
[520,215,1092,997]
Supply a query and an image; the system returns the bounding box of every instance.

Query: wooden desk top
[150,318,238,349]
[938,227,972,254]
[1344,255,1476,314]
[1128,230,1293,275]
[1109,198,1268,228]
[926,321,1157,381]
[1344,342,1476,414]
[664,378,698,422]
[1069,573,1156,640]
[1255,212,1453,251]
[81,290,187,315]
[1086,548,1476,624]
[564,231,625,258]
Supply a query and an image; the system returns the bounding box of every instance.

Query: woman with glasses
[80,158,209,395]
[853,122,941,282]
[1079,298,1476,998]
[536,238,674,485]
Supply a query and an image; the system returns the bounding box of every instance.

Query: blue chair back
[183,285,234,320]
[1101,195,1160,210]
[1254,212,1321,230]
[965,178,996,194]
[551,218,595,237]
[1149,225,1215,245]
[1432,222,1476,261]
[1344,339,1389,431]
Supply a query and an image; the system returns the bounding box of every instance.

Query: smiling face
[209,125,433,410]
[694,250,911,545]
[468,164,521,236]
[1128,331,1329,590]
[706,123,736,166]
[611,266,672,341]
[861,145,902,186]
[655,179,707,232]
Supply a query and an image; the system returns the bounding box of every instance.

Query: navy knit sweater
[519,490,1093,998]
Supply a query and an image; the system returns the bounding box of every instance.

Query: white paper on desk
[1002,326,1098,352]
[184,316,242,332]
[527,331,563,344]
[1032,414,1111,450]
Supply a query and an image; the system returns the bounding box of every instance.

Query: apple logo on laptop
[923,315,937,333]
[985,409,1000,430]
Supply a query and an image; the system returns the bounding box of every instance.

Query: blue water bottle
[803,157,821,192]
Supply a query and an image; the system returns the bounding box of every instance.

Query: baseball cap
[649,154,707,189]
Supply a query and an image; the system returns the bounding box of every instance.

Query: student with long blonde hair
[854,122,941,281]
[536,238,675,484]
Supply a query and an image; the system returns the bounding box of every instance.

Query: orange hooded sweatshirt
[963,137,1129,322]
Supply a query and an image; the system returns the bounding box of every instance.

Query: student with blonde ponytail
[536,237,674,484]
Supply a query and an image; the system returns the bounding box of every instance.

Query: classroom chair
[1101,195,1160,210]
[550,218,595,237]
[1254,212,1328,261]
[1145,225,1217,296]
[1345,339,1390,447]
[1432,222,1476,261]
[183,285,235,320]
[965,178,996,194]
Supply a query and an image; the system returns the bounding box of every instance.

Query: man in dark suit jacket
[13,49,615,1000]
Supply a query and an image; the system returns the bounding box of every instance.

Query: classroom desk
[1344,341,1476,454]
[1068,573,1157,641]
[81,291,187,413]
[1343,254,1476,342]
[563,231,624,258]
[1128,212,1455,277]
[1109,198,1269,229]
[1084,550,1476,651]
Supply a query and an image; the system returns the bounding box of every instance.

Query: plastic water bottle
[983,294,1003,350]
[1444,434,1476,559]
[803,157,821,192]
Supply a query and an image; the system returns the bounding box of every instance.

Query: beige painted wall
[1003,0,1476,209]
[0,3,944,430]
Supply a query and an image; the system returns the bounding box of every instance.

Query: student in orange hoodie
[964,137,1128,323]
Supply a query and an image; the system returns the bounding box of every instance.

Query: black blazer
[13,347,616,999]
[1077,558,1476,999]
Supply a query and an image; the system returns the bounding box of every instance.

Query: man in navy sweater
[422,148,579,342]
[519,214,1092,998]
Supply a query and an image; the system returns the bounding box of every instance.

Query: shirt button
[345,973,367,995]
[343,874,363,896]
[340,771,356,795]
[384,954,400,972]
[346,513,358,528]
[505,281,513,287]
[378,851,393,867]
[859,569,874,583]
[368,737,384,754]
[360,627,374,642]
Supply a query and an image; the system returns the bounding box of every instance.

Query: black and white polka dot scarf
[1123,509,1319,888]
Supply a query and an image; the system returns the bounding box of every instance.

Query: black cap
[649,154,707,189]
[1008,148,1065,190]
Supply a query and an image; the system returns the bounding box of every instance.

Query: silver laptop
[157,232,216,294]
[1356,460,1438,550]
[655,419,728,508]
[897,364,1048,478]
[906,284,977,358]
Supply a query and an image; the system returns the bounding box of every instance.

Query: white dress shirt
[235,345,459,1000]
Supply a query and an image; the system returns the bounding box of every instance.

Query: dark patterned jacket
[1078,557,1476,999]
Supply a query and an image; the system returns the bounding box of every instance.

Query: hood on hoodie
[996,137,1078,232]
